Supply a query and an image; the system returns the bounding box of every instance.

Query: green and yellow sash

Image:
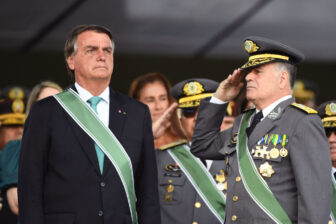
[237,110,291,224]
[54,89,137,224]
[168,144,226,223]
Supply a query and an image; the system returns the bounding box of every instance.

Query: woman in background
[129,72,186,148]
[0,81,62,218]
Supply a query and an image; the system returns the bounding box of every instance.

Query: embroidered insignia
[9,87,24,100]
[291,103,317,114]
[12,100,25,113]
[244,40,259,53]
[268,107,282,120]
[183,81,204,96]
[326,103,336,116]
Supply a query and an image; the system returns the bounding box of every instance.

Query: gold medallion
[165,193,172,202]
[280,148,288,157]
[258,162,275,178]
[269,148,280,159]
[166,184,174,193]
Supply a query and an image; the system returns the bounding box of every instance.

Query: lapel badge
[165,163,181,173]
[258,162,275,178]
[118,109,127,115]
[268,107,282,120]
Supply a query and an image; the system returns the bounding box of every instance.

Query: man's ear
[67,56,75,70]
[279,70,289,89]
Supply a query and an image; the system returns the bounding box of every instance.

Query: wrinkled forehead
[77,31,113,47]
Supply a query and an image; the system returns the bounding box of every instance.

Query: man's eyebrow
[85,45,98,49]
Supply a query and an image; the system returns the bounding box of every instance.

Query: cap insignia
[9,87,24,100]
[183,81,204,96]
[244,40,259,54]
[326,103,336,116]
[12,100,25,113]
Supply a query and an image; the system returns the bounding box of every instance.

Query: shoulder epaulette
[291,102,317,114]
[158,139,188,151]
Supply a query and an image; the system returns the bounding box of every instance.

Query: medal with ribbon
[280,134,289,157]
[269,134,280,159]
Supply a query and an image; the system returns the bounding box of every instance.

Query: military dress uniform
[0,86,28,223]
[156,141,226,224]
[156,78,227,224]
[317,100,336,224]
[191,37,332,223]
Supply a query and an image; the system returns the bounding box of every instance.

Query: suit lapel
[64,85,102,176]
[248,97,294,149]
[103,88,127,177]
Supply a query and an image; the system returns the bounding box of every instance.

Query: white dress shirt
[210,94,292,121]
[75,82,110,127]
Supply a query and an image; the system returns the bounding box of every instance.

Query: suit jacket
[18,87,161,224]
[191,97,332,224]
[156,143,225,224]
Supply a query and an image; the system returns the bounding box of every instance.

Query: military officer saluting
[317,100,336,224]
[191,36,332,223]
[156,78,227,224]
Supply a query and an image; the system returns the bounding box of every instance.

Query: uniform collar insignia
[268,107,282,120]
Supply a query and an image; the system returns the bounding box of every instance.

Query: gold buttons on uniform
[235,176,241,182]
[232,215,237,221]
[233,195,239,201]
[194,202,201,208]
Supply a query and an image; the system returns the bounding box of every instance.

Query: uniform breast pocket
[158,175,187,205]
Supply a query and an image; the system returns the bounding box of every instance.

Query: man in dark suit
[191,36,332,223]
[18,24,161,224]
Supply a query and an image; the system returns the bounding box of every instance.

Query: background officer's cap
[0,86,29,126]
[241,36,305,70]
[170,78,219,108]
[317,100,336,128]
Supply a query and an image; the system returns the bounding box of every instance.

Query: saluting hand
[214,68,245,102]
[152,102,178,139]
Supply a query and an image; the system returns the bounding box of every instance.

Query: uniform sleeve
[191,99,231,160]
[135,106,161,224]
[290,114,332,223]
[18,102,50,224]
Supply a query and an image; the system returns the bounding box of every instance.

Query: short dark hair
[64,24,114,79]
[276,62,297,88]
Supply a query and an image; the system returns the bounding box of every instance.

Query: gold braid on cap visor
[322,116,336,128]
[0,113,26,125]
[241,53,289,69]
[178,93,213,108]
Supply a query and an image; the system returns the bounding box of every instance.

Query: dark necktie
[246,111,263,137]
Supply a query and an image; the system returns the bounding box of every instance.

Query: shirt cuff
[210,95,228,105]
